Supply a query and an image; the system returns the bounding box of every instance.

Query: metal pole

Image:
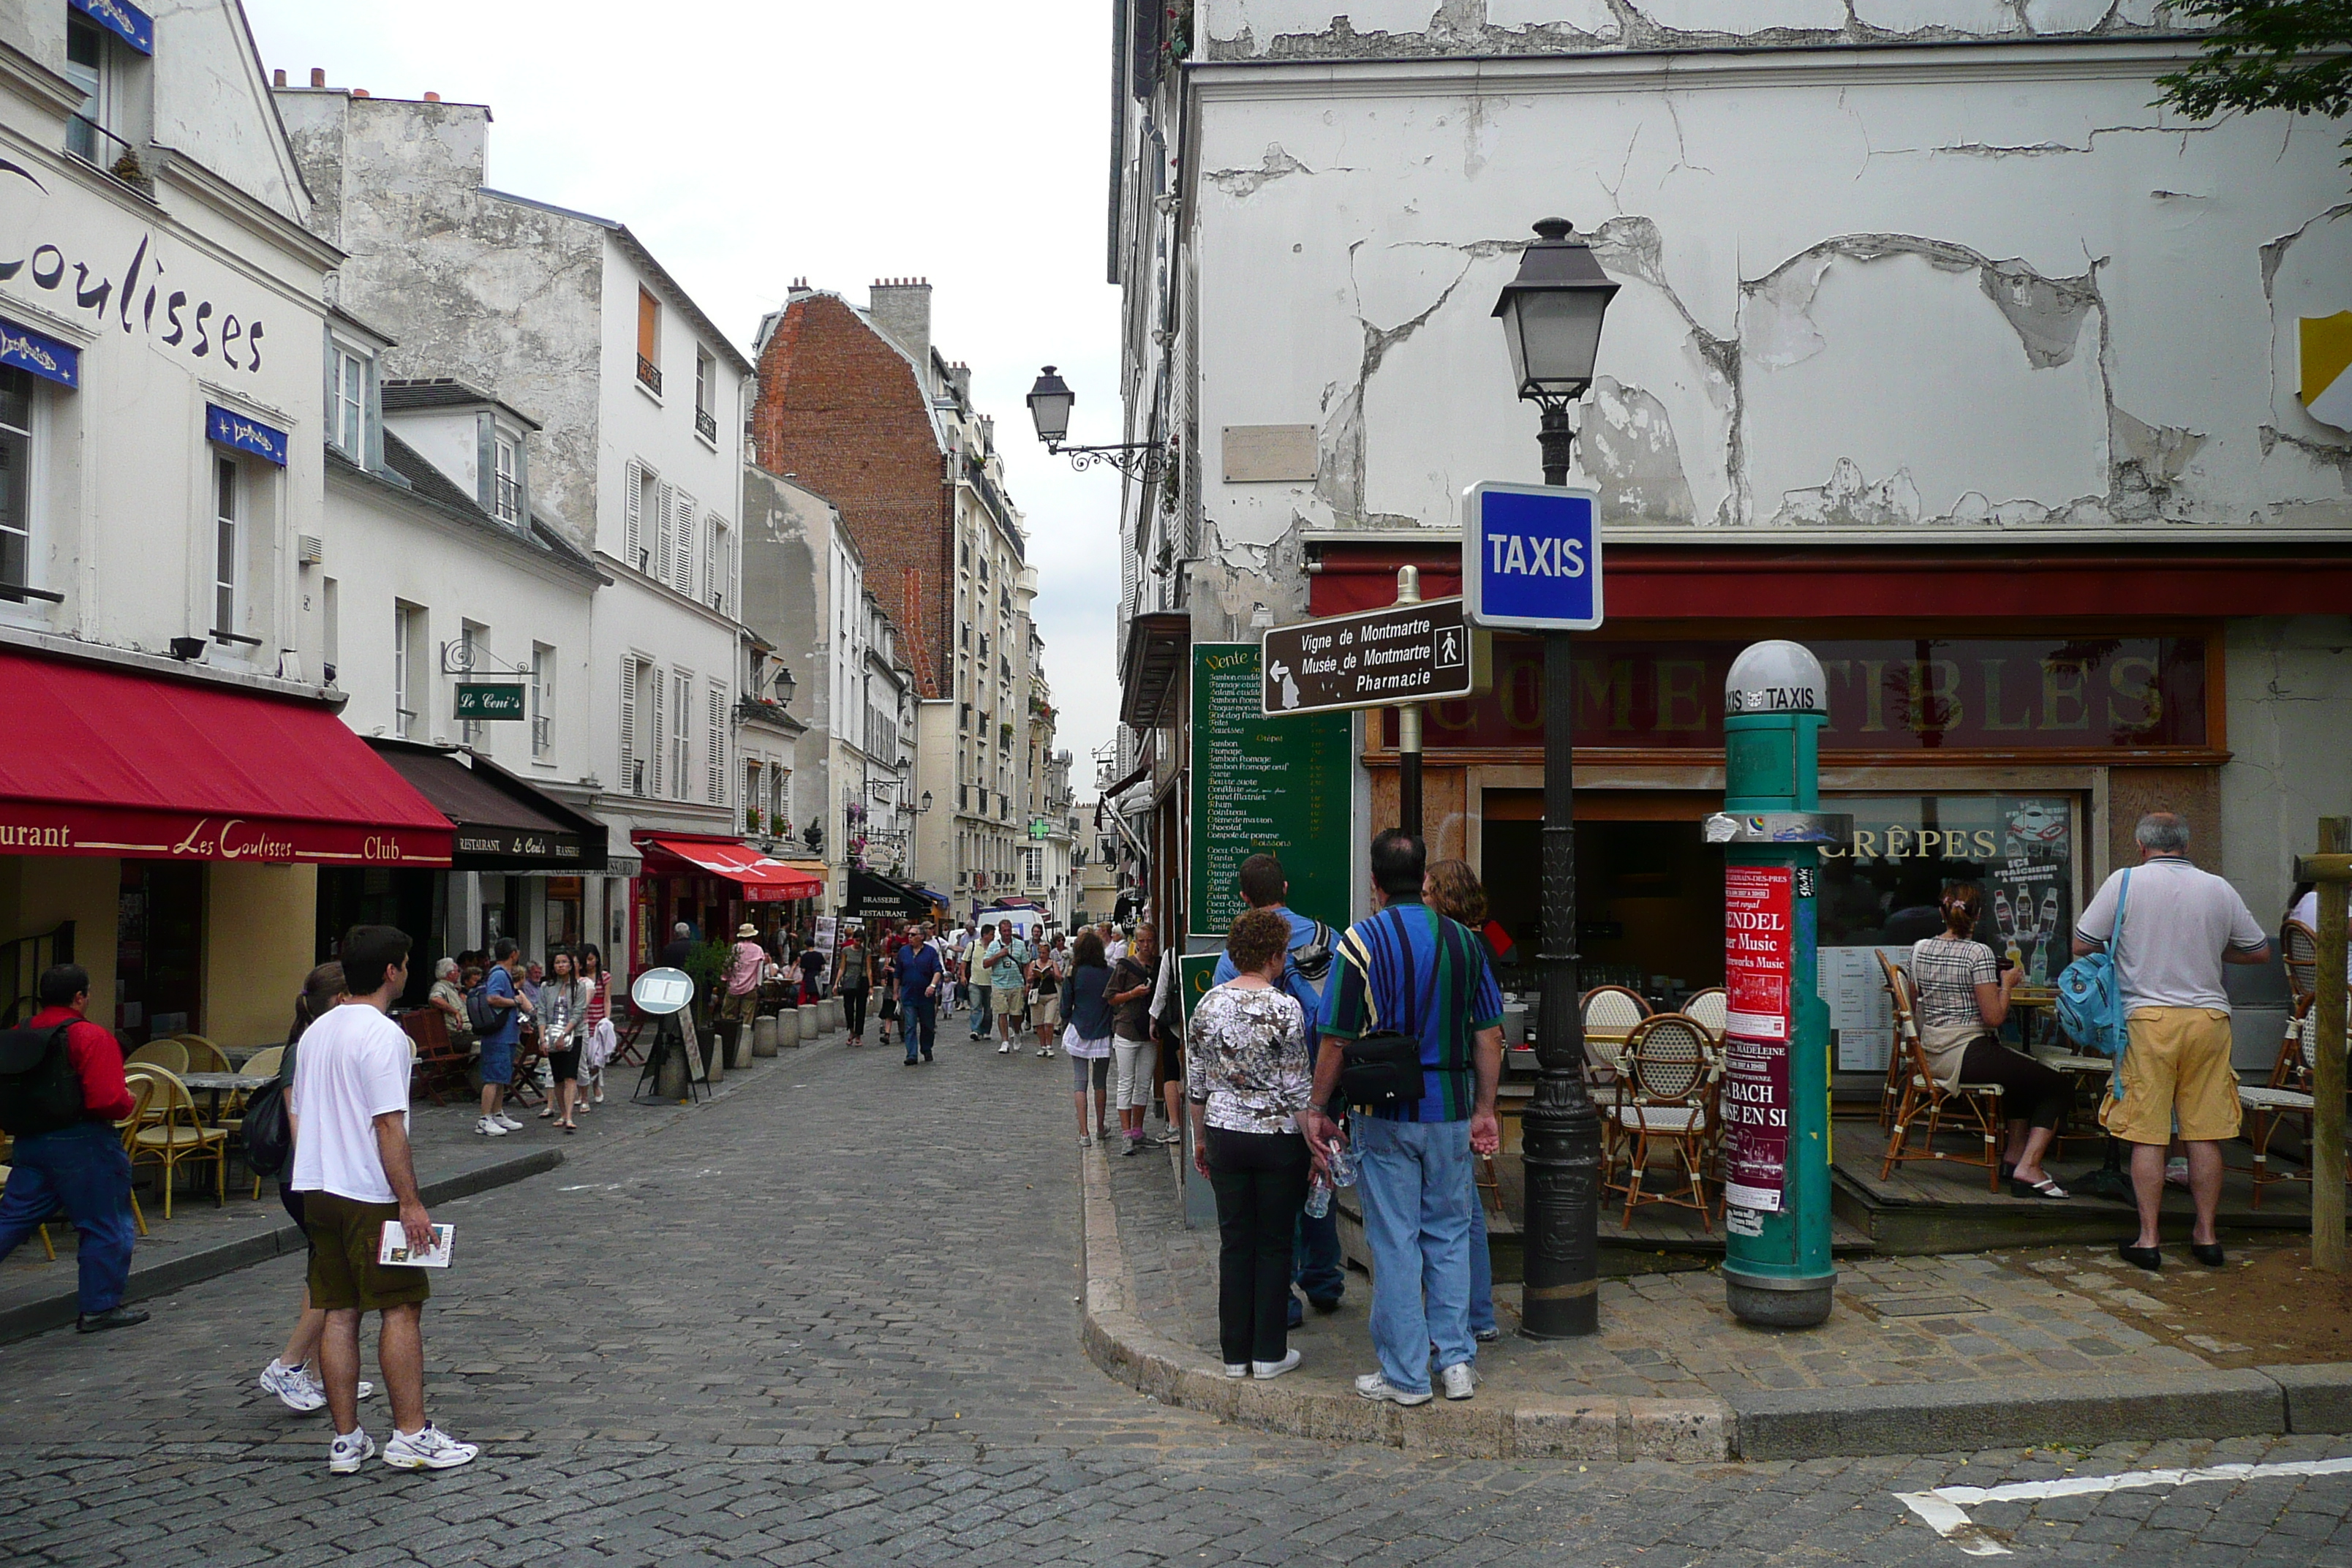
[1519,403,1602,1338]
[2310,818,2348,1275]
[1395,567,1422,841]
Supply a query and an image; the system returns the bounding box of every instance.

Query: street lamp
[1496,217,1617,1341]
[772,665,797,707]
[1025,366,1170,480]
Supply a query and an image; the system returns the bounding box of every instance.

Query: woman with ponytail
[1906,884,2077,1199]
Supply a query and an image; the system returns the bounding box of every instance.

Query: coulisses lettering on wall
[0,165,268,374]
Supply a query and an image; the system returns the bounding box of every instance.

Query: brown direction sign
[1260,597,1482,716]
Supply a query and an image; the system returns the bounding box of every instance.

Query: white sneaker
[300,1365,374,1403]
[997,1041,1012,1054]
[475,1117,508,1137]
[494,1112,523,1131]
[1354,1372,1433,1406]
[1440,1362,1479,1401]
[261,1359,324,1412]
[382,1422,480,1471]
[1224,1362,1250,1379]
[328,1427,376,1474]
[1253,1349,1303,1381]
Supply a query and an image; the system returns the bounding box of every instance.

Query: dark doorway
[316,867,442,1009]
[116,861,203,1047]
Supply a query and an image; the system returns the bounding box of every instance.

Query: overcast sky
[246,0,1126,791]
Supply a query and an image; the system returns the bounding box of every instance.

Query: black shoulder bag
[1336,910,1426,1112]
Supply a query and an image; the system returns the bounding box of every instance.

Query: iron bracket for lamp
[1045,440,1172,482]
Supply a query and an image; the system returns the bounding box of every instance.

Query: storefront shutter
[624,459,644,572]
[619,655,637,794]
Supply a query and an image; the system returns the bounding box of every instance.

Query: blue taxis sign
[1460,480,1602,632]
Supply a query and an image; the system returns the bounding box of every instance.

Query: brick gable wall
[753,295,951,698]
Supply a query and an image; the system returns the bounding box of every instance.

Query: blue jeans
[1352,1115,1474,1395]
[1294,1203,1344,1305]
[968,987,991,1036]
[0,1120,137,1313]
[1469,1190,1496,1337]
[901,995,937,1062]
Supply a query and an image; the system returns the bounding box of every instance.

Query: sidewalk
[0,1025,833,1344]
[1081,1134,2352,1461]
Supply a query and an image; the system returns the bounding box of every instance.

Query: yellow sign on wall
[2302,312,2352,432]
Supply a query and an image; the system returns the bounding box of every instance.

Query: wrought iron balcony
[695,406,718,442]
[636,355,663,395]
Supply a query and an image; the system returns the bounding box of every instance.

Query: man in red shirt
[0,963,148,1332]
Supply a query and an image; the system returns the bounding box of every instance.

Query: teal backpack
[2054,867,2131,1059]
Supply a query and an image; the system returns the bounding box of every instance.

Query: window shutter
[624,460,643,570]
[672,490,696,595]
[646,664,664,797]
[653,483,673,584]
[619,655,638,794]
[706,683,725,804]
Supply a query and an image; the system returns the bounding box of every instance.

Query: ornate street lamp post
[1493,218,1618,1339]
[1025,366,1171,480]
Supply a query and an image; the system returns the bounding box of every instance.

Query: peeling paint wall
[2222,615,2352,917]
[1183,59,2348,549]
[1202,1,2187,60]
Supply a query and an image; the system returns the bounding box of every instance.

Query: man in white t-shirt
[2073,813,2270,1271]
[289,925,478,1475]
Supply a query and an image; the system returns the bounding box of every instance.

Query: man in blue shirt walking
[1305,831,1502,1406]
[894,923,945,1065]
[1211,854,1343,1323]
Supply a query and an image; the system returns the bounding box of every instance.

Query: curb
[1073,1145,2352,1460]
[0,1147,562,1346]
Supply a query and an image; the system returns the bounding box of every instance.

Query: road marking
[1897,1455,2352,1556]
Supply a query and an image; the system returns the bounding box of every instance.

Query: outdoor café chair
[2283,919,2319,1010]
[111,1074,154,1237]
[124,1066,228,1218]
[223,1045,283,1197]
[1604,1013,1719,1230]
[171,1035,233,1074]
[400,1009,471,1106]
[1580,984,1650,1085]
[2240,1000,2338,1209]
[1877,956,2006,1192]
[1682,987,1727,1042]
[124,1039,189,1076]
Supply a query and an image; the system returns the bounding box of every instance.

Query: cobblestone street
[4,1038,2348,1566]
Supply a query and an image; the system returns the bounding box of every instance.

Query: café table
[178,1071,271,1125]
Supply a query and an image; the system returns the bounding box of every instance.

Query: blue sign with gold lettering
[69,0,154,55]
[206,404,287,467]
[0,315,78,388]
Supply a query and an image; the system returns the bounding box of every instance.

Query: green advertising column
[1705,642,1849,1330]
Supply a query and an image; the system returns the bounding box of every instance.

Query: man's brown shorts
[2100,1006,2241,1145]
[303,1191,431,1312]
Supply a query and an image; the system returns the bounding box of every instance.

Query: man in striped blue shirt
[1305,831,1503,1406]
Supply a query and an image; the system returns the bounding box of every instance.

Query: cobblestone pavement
[3,1034,2347,1566]
[1106,1140,2231,1405]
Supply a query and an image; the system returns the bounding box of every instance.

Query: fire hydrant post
[1708,641,1846,1329]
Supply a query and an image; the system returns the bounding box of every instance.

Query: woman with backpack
[256,963,375,1414]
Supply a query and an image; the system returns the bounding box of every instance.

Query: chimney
[272,68,285,87]
[353,88,369,98]
[423,91,440,102]
[867,276,932,380]
[787,276,813,301]
[949,360,973,407]
[309,67,325,88]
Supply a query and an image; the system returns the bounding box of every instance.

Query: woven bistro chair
[171,1035,232,1074]
[1604,1013,1719,1230]
[113,1070,157,1236]
[1682,987,1728,1043]
[1580,984,1651,1085]
[124,1039,189,1076]
[2282,919,2319,1011]
[1877,958,2006,1193]
[124,1066,229,1218]
[2239,1001,2342,1209]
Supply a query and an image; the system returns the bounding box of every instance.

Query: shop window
[1817,794,2080,1073]
[329,342,370,461]
[115,861,202,1048]
[0,366,38,602]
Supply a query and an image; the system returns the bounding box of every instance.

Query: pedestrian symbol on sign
[1435,627,1465,671]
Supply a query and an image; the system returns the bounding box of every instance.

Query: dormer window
[63,2,151,175]
[328,342,372,460]
[491,431,521,523]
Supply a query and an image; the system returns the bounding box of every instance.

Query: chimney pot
[423,91,440,102]
[272,68,286,87]
[309,67,325,88]
[353,88,369,98]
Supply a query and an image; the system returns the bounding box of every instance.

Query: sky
[244,0,1128,789]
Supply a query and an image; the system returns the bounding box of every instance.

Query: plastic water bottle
[1303,1175,1334,1219]
[1325,1141,1357,1189]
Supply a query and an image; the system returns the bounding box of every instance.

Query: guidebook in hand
[378,1221,455,1268]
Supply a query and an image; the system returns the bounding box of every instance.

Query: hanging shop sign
[453,684,527,720]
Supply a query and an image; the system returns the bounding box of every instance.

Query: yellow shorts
[2100,1006,2240,1145]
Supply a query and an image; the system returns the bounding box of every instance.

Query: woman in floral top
[1186,907,1315,1382]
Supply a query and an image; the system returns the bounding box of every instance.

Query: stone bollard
[798,1003,818,1042]
[704,1019,725,1084]
[725,1017,753,1071]
[654,1022,690,1100]
[753,1014,780,1058]
[822,996,842,1033]
[777,1006,801,1048]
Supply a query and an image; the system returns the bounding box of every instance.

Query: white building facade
[1112,1,2352,1066]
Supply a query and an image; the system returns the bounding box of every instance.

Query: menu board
[1822,945,1910,1071]
[1722,864,1795,1214]
[1189,644,1352,938]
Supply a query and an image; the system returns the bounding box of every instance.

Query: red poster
[1722,865,1794,1213]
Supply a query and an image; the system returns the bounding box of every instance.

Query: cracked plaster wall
[2221,615,2352,919]
[1185,67,2350,557]
[1202,1,2185,59]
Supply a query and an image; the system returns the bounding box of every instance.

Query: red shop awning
[638,834,823,902]
[0,649,453,866]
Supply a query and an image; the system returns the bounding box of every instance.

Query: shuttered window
[619,653,643,795]
[645,661,665,797]
[624,459,645,573]
[670,668,692,800]
[671,489,696,596]
[652,481,673,584]
[705,682,726,804]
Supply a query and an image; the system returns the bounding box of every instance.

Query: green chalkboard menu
[1188,643,1352,938]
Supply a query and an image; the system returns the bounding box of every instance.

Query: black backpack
[465,983,498,1035]
[0,1021,86,1137]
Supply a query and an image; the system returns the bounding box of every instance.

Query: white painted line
[1899,1455,2352,1557]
